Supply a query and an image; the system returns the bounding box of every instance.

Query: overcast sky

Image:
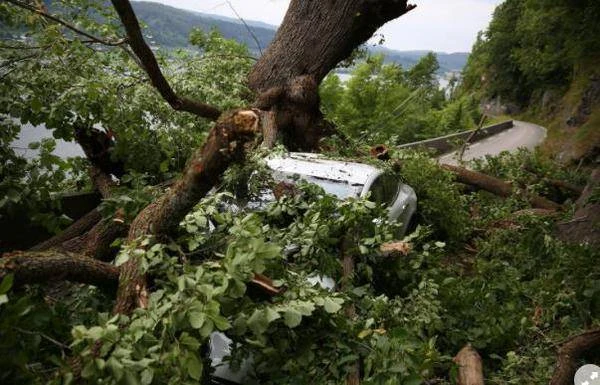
[143,0,503,53]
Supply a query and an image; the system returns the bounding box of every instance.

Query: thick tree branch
[550,328,600,385]
[114,109,266,314]
[61,218,127,261]
[4,0,127,46]
[30,209,102,252]
[109,0,222,120]
[441,164,562,211]
[1,251,119,291]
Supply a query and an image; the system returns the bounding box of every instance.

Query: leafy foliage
[320,54,480,146]
[460,0,600,106]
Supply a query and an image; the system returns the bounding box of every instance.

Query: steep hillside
[460,0,600,163]
[131,1,274,53]
[538,58,600,162]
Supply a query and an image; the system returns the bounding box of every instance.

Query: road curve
[438,120,547,166]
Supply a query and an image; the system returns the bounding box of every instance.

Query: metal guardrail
[396,120,514,155]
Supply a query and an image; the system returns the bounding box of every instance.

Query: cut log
[441,164,562,211]
[453,344,484,385]
[379,241,412,257]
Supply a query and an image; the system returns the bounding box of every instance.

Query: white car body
[210,152,418,384]
[266,153,417,235]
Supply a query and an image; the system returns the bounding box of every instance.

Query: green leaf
[81,360,96,379]
[404,374,422,385]
[180,333,201,350]
[247,309,269,335]
[283,309,302,328]
[140,369,154,385]
[0,294,8,306]
[186,353,203,380]
[123,370,142,385]
[264,307,281,323]
[188,311,206,329]
[211,315,231,331]
[323,297,343,314]
[0,274,14,294]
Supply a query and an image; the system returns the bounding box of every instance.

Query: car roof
[265,152,381,185]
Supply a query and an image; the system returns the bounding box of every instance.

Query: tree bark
[453,344,484,385]
[113,109,268,314]
[248,0,416,150]
[550,328,600,385]
[1,251,119,291]
[61,218,127,261]
[30,209,102,252]
[441,164,562,211]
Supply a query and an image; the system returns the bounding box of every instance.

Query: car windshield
[301,175,363,199]
[247,172,364,210]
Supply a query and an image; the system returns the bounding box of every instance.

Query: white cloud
[141,0,502,52]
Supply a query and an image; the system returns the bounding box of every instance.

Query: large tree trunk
[248,0,416,150]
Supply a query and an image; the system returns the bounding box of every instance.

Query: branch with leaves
[4,0,127,46]
[109,0,222,120]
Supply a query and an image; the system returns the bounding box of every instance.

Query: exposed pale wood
[453,345,484,385]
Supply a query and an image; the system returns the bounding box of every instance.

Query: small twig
[458,114,487,163]
[225,0,263,56]
[13,326,71,351]
[558,215,588,225]
[0,52,39,68]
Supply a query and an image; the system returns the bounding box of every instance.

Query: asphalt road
[438,120,547,165]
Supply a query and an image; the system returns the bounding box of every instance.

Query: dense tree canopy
[461,0,600,106]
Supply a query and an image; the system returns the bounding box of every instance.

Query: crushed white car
[210,152,418,384]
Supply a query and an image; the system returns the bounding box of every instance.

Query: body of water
[12,123,84,159]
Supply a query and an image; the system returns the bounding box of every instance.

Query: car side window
[368,175,399,206]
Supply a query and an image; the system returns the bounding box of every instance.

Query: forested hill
[459,0,600,162]
[130,1,468,73]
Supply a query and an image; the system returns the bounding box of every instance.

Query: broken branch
[441,164,562,211]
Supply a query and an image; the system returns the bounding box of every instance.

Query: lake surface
[12,123,84,159]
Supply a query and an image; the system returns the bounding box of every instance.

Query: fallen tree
[441,163,562,211]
